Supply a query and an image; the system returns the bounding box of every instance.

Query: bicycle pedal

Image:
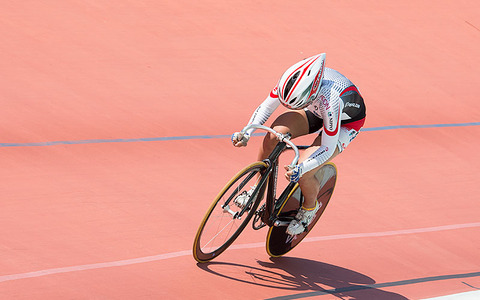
[252,221,266,230]
[252,211,267,230]
[273,220,290,227]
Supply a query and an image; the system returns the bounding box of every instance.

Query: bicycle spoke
[201,217,237,252]
[193,162,267,262]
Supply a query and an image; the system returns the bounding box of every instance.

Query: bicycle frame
[231,139,287,221]
[235,124,305,227]
[261,141,300,227]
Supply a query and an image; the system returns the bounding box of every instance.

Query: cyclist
[231,53,366,236]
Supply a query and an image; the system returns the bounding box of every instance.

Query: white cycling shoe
[286,201,320,236]
[233,186,256,208]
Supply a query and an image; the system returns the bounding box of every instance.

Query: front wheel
[193,161,268,263]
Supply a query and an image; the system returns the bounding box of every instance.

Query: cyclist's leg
[297,119,364,209]
[257,110,310,161]
[297,138,339,209]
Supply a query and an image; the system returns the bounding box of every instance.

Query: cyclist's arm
[300,100,344,174]
[245,87,280,135]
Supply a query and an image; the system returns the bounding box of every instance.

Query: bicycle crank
[252,204,266,230]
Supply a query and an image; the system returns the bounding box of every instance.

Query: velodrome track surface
[1,1,479,299]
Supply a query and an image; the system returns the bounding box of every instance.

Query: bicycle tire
[266,162,337,257]
[193,161,268,263]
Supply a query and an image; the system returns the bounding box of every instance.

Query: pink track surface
[1,1,479,299]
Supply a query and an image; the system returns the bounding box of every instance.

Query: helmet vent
[284,71,300,97]
[289,97,297,105]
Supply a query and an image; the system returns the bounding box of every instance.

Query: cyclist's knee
[264,125,288,144]
[263,131,277,146]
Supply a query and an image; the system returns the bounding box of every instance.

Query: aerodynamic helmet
[277,53,326,109]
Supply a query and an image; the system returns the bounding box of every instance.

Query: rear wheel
[266,163,337,257]
[193,161,268,263]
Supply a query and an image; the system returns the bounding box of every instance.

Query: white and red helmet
[277,53,326,109]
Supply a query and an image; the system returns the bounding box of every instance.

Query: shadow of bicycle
[197,257,408,299]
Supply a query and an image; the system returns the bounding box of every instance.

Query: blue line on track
[1,122,479,148]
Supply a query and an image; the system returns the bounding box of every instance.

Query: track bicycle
[193,124,337,263]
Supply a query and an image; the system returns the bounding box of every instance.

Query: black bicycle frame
[235,140,286,218]
[236,137,305,223]
[254,139,301,226]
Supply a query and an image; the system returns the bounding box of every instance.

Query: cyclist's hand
[285,165,302,183]
[231,132,250,147]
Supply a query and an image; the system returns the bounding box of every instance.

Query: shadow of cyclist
[259,257,408,299]
[197,257,407,299]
